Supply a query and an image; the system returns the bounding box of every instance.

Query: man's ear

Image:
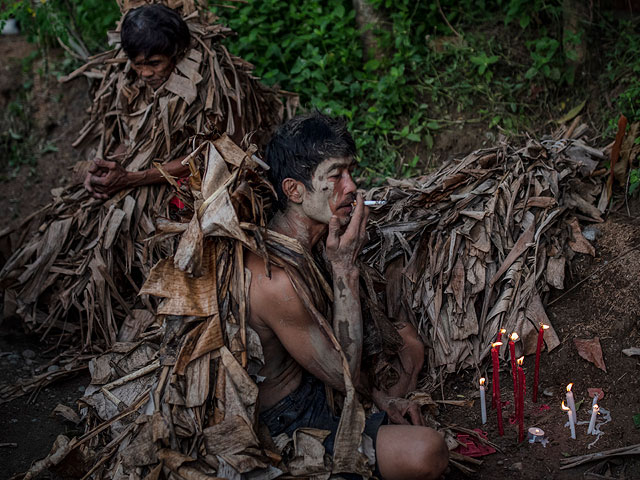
[281,178,305,204]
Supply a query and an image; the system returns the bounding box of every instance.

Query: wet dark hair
[265,111,356,212]
[121,4,190,60]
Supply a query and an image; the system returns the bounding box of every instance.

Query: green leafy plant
[629,168,640,196]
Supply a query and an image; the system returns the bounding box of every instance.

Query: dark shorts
[260,372,386,478]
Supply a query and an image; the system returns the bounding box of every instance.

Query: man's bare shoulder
[244,250,300,316]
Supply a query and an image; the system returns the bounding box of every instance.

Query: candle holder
[527,427,545,443]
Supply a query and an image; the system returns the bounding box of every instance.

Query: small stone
[31,418,39,422]
[543,388,554,397]
[509,462,523,472]
[497,460,504,466]
[10,418,18,423]
[47,365,60,373]
[582,226,600,242]
[22,349,36,359]
[78,386,86,393]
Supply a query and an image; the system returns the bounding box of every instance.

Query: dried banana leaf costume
[27,136,377,480]
[0,0,291,353]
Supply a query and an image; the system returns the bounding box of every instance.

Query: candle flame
[517,356,524,366]
[566,383,573,392]
[540,323,549,330]
[500,328,506,334]
[593,404,599,412]
[492,342,503,348]
[480,377,485,386]
[510,332,519,341]
[561,401,570,411]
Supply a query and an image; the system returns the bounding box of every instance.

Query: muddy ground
[1,35,639,479]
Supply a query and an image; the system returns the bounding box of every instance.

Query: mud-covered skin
[247,156,365,408]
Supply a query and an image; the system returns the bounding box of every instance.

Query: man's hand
[373,391,426,426]
[326,192,369,272]
[84,158,130,199]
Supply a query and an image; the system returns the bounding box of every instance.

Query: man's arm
[325,195,369,381]
[84,157,190,199]
[249,195,369,391]
[249,263,348,392]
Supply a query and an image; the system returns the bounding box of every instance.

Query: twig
[101,360,160,391]
[436,0,462,38]
[0,443,18,448]
[559,443,640,469]
[548,242,640,306]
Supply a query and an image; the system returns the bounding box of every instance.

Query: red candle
[517,356,525,442]
[496,328,506,343]
[491,342,504,435]
[509,332,519,408]
[532,324,549,402]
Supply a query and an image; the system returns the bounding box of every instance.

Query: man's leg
[375,425,448,480]
[385,322,425,398]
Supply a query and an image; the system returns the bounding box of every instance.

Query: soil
[1,34,640,480]
[439,210,640,480]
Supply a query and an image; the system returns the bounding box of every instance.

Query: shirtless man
[246,112,449,480]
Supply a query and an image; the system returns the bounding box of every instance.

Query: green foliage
[0,90,37,180]
[1,0,120,57]
[629,168,640,197]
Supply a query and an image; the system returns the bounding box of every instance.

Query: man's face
[131,54,175,90]
[300,156,357,226]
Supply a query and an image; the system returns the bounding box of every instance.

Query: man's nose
[343,172,357,195]
[140,66,154,78]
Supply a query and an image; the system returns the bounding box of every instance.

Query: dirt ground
[1,34,639,479]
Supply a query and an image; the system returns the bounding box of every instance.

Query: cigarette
[353,200,387,207]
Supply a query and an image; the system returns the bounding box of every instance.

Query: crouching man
[245,112,449,480]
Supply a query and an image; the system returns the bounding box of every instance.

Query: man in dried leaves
[245,112,449,480]
[84,4,192,199]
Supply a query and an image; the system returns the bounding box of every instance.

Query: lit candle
[480,377,487,425]
[517,356,525,442]
[591,393,599,409]
[491,342,504,435]
[587,404,599,435]
[566,383,577,426]
[509,332,519,408]
[532,323,549,402]
[562,401,576,439]
[496,328,506,343]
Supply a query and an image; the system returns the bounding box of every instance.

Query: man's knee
[414,428,449,480]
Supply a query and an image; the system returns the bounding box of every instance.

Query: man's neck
[269,208,327,251]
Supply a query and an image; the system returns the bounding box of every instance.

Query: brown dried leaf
[574,337,607,372]
[567,218,595,256]
[52,404,81,424]
[141,243,218,317]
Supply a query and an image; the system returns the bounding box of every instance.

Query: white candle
[566,383,577,425]
[587,404,599,435]
[562,401,576,439]
[591,393,599,409]
[479,377,487,425]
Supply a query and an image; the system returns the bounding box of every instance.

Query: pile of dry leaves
[23,132,607,479]
[363,138,606,383]
[0,0,293,399]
